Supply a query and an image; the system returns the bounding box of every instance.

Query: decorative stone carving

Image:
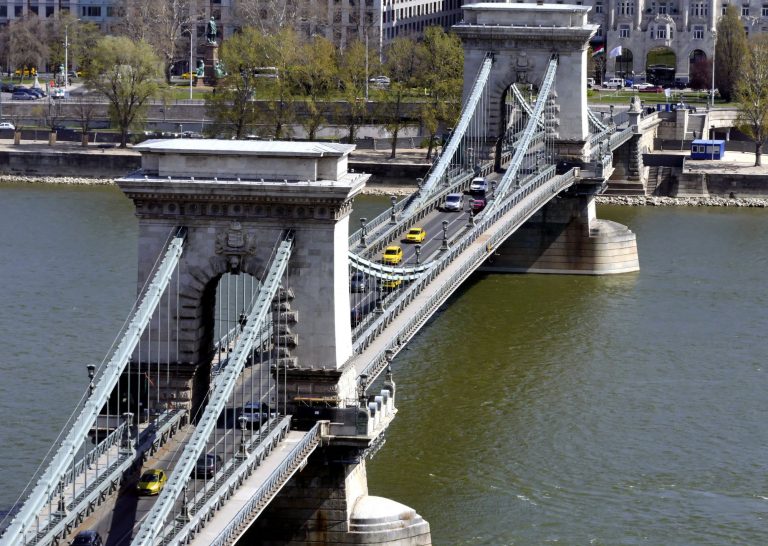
[215,221,257,272]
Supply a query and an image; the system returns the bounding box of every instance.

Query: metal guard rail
[403,54,494,216]
[168,420,323,546]
[0,230,187,546]
[352,166,574,369]
[27,410,186,546]
[132,232,294,546]
[509,84,545,128]
[587,108,608,131]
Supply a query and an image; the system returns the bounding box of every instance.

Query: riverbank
[5,174,768,205]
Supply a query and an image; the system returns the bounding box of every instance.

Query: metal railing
[132,232,294,546]
[352,167,576,384]
[167,421,324,546]
[0,230,187,546]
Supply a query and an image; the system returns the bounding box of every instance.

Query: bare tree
[735,35,768,166]
[115,0,200,82]
[71,96,102,146]
[234,0,299,33]
[6,16,49,78]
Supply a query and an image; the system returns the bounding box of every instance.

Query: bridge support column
[482,193,639,275]
[245,450,431,545]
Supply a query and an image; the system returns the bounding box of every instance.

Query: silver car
[443,193,463,212]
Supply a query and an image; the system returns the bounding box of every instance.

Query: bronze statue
[195,59,205,78]
[205,17,217,45]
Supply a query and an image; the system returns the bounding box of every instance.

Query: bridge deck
[186,430,310,546]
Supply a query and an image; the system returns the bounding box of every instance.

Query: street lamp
[86,364,96,397]
[186,29,194,101]
[415,244,421,265]
[710,30,717,108]
[441,220,449,251]
[63,19,81,89]
[389,195,397,224]
[237,415,249,459]
[360,217,367,246]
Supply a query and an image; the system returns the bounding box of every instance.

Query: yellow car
[381,278,402,291]
[136,469,168,495]
[181,72,193,80]
[405,227,426,243]
[382,245,403,265]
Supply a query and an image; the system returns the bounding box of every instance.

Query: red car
[470,197,486,213]
[639,85,664,93]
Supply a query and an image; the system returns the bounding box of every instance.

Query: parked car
[382,245,403,265]
[1,82,15,92]
[470,197,487,213]
[673,79,688,89]
[469,177,488,196]
[587,77,595,88]
[369,75,390,87]
[70,530,103,546]
[11,91,34,100]
[350,271,369,292]
[405,227,426,243]
[51,87,65,99]
[0,122,15,130]
[136,469,168,495]
[443,193,464,212]
[193,454,223,479]
[28,87,46,97]
[639,85,664,93]
[604,77,624,89]
[238,401,275,427]
[632,82,654,90]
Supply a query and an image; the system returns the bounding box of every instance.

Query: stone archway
[646,46,676,86]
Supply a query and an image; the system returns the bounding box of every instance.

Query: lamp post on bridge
[609,104,615,124]
[416,177,423,195]
[491,180,497,200]
[440,220,449,251]
[415,244,421,265]
[389,195,397,224]
[237,414,249,459]
[467,199,476,227]
[360,217,367,246]
[87,364,96,397]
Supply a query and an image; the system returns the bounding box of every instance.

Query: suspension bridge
[0,3,650,546]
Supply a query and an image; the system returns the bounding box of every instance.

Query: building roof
[134,139,356,158]
[464,3,592,13]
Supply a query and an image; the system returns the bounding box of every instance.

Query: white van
[587,77,595,88]
[604,78,624,89]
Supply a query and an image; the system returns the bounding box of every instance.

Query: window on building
[595,1,603,12]
[763,4,768,16]
[659,2,667,13]
[742,6,750,15]
[656,27,667,39]
[14,6,22,16]
[722,4,728,14]
[596,26,603,36]
[693,25,704,38]
[81,6,102,17]
[620,24,630,37]
[45,6,54,17]
[619,1,635,15]
[0,5,6,17]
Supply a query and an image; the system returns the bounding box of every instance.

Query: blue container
[690,139,725,160]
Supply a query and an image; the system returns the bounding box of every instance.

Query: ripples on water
[1,185,767,544]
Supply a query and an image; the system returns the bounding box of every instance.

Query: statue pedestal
[203,44,219,86]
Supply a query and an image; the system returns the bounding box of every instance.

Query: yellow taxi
[14,67,36,77]
[382,245,403,265]
[382,278,402,291]
[405,227,426,243]
[136,469,168,495]
[181,72,193,80]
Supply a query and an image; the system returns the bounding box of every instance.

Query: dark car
[350,271,369,293]
[238,401,275,427]
[11,91,34,100]
[351,299,377,327]
[27,87,46,97]
[1,82,16,92]
[193,453,223,479]
[71,530,103,546]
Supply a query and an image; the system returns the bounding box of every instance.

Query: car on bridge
[70,530,103,546]
[382,245,403,265]
[381,278,402,291]
[351,299,377,327]
[443,193,464,212]
[350,271,369,292]
[239,401,275,427]
[194,454,223,479]
[136,469,168,495]
[469,177,488,196]
[405,227,426,243]
[470,197,486,213]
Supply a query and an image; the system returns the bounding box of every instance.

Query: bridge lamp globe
[415,244,421,265]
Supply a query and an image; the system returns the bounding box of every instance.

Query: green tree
[5,16,49,78]
[735,35,768,166]
[260,28,299,139]
[419,27,463,159]
[292,36,338,140]
[205,27,265,139]
[86,36,165,147]
[381,36,423,158]
[46,16,101,77]
[715,5,748,102]
[336,39,370,143]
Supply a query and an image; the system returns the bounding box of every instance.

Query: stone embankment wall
[596,195,768,207]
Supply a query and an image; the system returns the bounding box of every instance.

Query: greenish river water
[1,184,766,544]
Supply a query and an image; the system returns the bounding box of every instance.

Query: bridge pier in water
[116,141,431,545]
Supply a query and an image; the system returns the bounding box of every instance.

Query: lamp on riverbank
[63,19,81,89]
[711,30,717,108]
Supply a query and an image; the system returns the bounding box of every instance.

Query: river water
[0,183,766,545]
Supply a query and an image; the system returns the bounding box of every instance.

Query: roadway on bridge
[71,361,278,546]
[350,181,500,326]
